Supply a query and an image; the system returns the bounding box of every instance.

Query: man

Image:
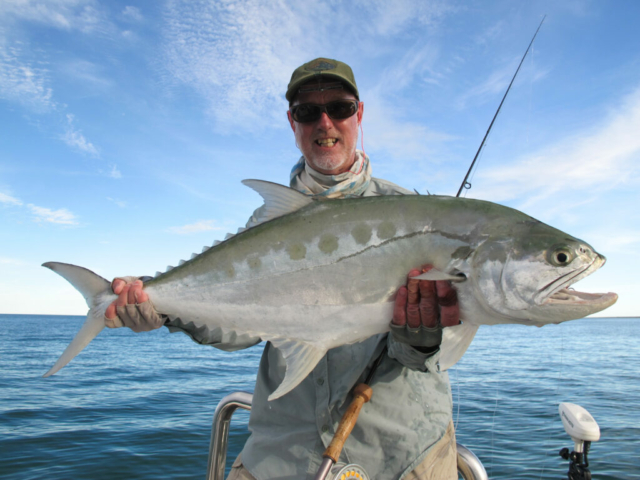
[106,58,460,480]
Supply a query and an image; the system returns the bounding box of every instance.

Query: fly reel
[327,463,370,480]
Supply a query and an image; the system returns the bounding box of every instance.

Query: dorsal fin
[242,179,313,224]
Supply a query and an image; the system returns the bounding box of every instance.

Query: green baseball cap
[286,57,359,103]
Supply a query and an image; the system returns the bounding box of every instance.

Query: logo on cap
[305,59,336,72]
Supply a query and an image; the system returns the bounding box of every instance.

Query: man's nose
[316,111,334,129]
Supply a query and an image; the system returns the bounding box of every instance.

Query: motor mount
[558,403,600,480]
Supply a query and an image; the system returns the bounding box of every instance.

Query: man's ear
[287,110,296,133]
[357,101,364,126]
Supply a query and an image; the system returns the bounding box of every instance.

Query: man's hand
[391,265,460,348]
[104,277,164,332]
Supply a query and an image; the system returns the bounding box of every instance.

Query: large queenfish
[43,180,617,400]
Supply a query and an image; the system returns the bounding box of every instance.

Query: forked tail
[42,262,113,377]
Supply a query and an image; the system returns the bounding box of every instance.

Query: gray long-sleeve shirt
[167,176,453,480]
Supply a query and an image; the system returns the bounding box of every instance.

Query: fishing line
[488,335,503,478]
[454,365,461,432]
[537,322,567,479]
[359,119,366,158]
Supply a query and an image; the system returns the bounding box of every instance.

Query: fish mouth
[539,254,617,308]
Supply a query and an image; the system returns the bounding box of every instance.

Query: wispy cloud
[473,86,640,205]
[59,59,112,90]
[27,204,79,225]
[0,192,23,205]
[0,257,25,265]
[455,60,515,110]
[107,197,127,208]
[167,220,222,235]
[122,6,143,22]
[362,42,457,164]
[108,164,122,179]
[2,189,79,225]
[0,0,111,34]
[161,0,453,132]
[0,41,54,111]
[62,113,99,156]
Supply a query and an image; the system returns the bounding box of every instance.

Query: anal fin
[266,338,326,401]
[439,322,479,370]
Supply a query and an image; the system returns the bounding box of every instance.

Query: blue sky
[1,0,638,317]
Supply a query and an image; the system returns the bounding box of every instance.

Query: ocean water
[1,314,638,480]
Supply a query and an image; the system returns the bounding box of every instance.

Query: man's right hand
[104,277,165,332]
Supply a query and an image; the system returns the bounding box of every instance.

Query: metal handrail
[207,392,488,480]
[206,392,253,480]
[456,444,489,480]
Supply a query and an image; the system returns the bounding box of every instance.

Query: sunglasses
[290,100,359,123]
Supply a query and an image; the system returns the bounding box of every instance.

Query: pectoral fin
[438,322,479,370]
[411,269,466,282]
[266,338,326,401]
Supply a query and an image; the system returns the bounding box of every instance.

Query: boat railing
[206,391,488,480]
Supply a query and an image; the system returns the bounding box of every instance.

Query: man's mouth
[315,138,338,147]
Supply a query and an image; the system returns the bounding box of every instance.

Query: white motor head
[559,402,600,450]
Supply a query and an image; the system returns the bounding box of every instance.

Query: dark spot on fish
[247,256,261,269]
[377,221,396,240]
[225,264,235,278]
[318,234,339,254]
[287,243,306,260]
[352,223,372,245]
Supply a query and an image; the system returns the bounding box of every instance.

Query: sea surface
[1,314,638,480]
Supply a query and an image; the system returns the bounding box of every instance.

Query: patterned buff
[289,150,372,199]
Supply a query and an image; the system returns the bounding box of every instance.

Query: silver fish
[43,180,617,400]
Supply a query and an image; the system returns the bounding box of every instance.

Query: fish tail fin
[42,262,112,377]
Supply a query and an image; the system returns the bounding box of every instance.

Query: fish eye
[548,247,573,266]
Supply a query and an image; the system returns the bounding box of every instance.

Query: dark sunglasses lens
[326,101,357,119]
[292,104,322,123]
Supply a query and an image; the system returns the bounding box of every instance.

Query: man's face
[287,85,364,175]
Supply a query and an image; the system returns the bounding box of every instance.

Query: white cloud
[0,40,54,111]
[167,220,222,234]
[28,204,79,225]
[122,6,143,22]
[2,190,80,226]
[59,59,111,89]
[353,0,454,36]
[108,164,122,179]
[473,86,640,204]
[0,257,25,265]
[161,0,453,132]
[361,43,457,164]
[107,197,127,208]
[62,113,99,155]
[0,0,110,34]
[0,1,114,111]
[0,192,23,205]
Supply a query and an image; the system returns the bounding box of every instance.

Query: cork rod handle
[323,384,373,463]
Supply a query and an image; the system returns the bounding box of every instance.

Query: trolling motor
[558,403,600,480]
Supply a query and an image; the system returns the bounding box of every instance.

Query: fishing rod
[456,15,546,197]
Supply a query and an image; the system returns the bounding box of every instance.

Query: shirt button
[317,378,325,385]
[321,424,329,433]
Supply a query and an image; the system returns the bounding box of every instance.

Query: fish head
[469,230,617,325]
